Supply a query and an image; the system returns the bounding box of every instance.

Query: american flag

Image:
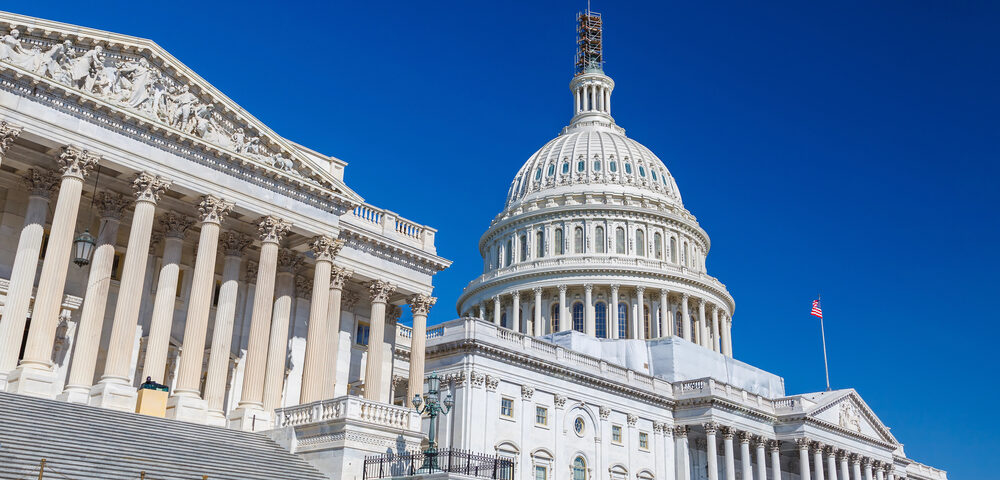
[811,299,823,319]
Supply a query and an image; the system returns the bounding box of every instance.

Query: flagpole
[818,294,831,391]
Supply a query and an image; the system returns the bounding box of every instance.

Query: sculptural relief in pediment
[0,25,310,183]
[809,393,896,445]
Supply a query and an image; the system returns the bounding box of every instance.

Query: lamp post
[412,372,453,472]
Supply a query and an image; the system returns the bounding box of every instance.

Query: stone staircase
[0,391,328,480]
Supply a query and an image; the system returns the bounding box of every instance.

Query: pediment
[807,390,897,445]
[0,11,361,206]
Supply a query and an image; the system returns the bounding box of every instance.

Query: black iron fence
[363,448,515,480]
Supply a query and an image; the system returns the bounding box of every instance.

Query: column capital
[95,191,131,220]
[680,292,690,301]
[626,413,638,427]
[768,440,781,453]
[149,232,163,254]
[752,435,768,448]
[610,284,619,293]
[131,171,171,203]
[849,453,861,465]
[386,304,402,323]
[635,285,645,295]
[739,431,753,444]
[277,248,303,273]
[811,441,825,453]
[0,120,23,154]
[673,425,689,438]
[309,235,344,262]
[511,290,520,300]
[367,279,397,304]
[795,437,811,450]
[408,294,437,316]
[521,384,535,400]
[824,445,836,456]
[583,284,593,293]
[703,422,718,434]
[197,195,234,224]
[159,212,194,239]
[219,231,253,257]
[861,457,872,467]
[330,265,353,289]
[836,449,848,460]
[295,276,313,299]
[23,168,60,198]
[599,405,611,420]
[697,297,706,307]
[558,284,568,293]
[256,215,291,244]
[720,425,735,439]
[342,289,360,310]
[532,286,542,295]
[57,145,100,179]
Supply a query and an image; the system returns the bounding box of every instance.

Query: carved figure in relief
[271,154,294,172]
[231,128,246,153]
[0,29,40,71]
[838,401,862,433]
[119,58,155,109]
[69,45,104,92]
[168,85,199,131]
[34,40,74,85]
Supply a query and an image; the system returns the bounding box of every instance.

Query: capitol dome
[458,15,735,356]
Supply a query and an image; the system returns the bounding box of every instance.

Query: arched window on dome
[593,159,601,172]
[505,239,513,267]
[547,164,555,177]
[572,302,585,333]
[536,231,545,258]
[534,168,542,181]
[651,170,658,182]
[551,304,560,332]
[624,162,632,175]
[520,235,528,262]
[574,227,584,254]
[496,247,502,269]
[562,161,570,175]
[595,302,607,338]
[573,457,587,480]
[609,160,617,172]
[577,158,585,173]
[595,226,606,253]
[555,228,564,255]
[615,227,626,254]
[636,230,646,257]
[675,310,684,337]
[670,237,677,263]
[644,306,651,339]
[683,241,690,267]
[618,303,629,339]
[639,166,646,178]
[662,173,668,185]
[654,232,663,259]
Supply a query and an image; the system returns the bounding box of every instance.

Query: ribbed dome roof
[504,126,683,211]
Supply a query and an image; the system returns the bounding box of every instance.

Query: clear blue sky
[12,1,997,476]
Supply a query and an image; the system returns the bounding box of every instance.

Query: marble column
[511,291,520,333]
[478,301,485,320]
[739,432,752,480]
[584,284,594,335]
[722,427,736,480]
[826,446,838,480]
[680,293,691,341]
[704,423,719,480]
[724,313,733,357]
[838,451,850,480]
[363,280,396,403]
[863,459,873,480]
[263,248,301,412]
[7,148,99,398]
[609,284,620,339]
[797,439,812,480]
[324,267,352,399]
[203,232,252,425]
[674,426,690,480]
[532,287,542,336]
[813,443,826,480]
[698,299,708,348]
[299,236,342,404]
[712,307,721,352]
[558,285,569,332]
[0,120,22,167]
[636,286,646,339]
[0,168,58,387]
[140,213,192,384]
[769,441,782,480]
[659,289,669,338]
[230,215,291,431]
[754,437,767,480]
[492,295,501,326]
[851,455,863,480]
[168,196,233,421]
[58,192,130,403]
[406,294,435,407]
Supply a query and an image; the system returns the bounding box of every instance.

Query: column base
[205,409,228,427]
[165,393,208,424]
[228,405,271,432]
[56,385,93,404]
[88,380,138,412]
[5,364,59,399]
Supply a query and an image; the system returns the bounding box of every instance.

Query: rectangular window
[611,425,623,444]
[639,432,649,450]
[535,465,547,480]
[500,397,514,418]
[535,406,548,426]
[212,279,222,306]
[110,252,123,281]
[356,322,370,346]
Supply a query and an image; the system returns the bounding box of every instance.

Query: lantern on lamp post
[72,229,96,267]
[412,372,453,472]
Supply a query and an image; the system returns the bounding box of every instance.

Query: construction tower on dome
[576,9,604,74]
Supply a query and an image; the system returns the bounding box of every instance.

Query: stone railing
[673,378,775,412]
[345,203,438,253]
[274,395,421,431]
[907,462,948,480]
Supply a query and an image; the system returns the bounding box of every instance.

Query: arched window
[670,237,677,263]
[534,168,542,180]
[595,302,607,338]
[595,226,606,253]
[496,247,503,269]
[555,228,564,255]
[551,304,560,332]
[644,307,651,339]
[639,166,646,177]
[562,161,570,174]
[536,231,545,258]
[574,227,584,254]
[577,159,585,172]
[573,457,587,480]
[654,232,663,259]
[636,230,645,257]
[683,242,690,266]
[675,310,683,337]
[624,163,632,174]
[618,302,629,339]
[593,159,601,172]
[615,227,626,254]
[572,302,585,333]
[505,239,513,267]
[547,164,555,176]
[609,160,617,172]
[651,170,658,181]
[519,235,528,262]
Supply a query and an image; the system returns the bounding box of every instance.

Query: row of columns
[473,285,733,357]
[794,438,900,480]
[0,140,436,430]
[574,81,611,115]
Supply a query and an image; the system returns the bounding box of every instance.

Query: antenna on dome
[576,7,603,75]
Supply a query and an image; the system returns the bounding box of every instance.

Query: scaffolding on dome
[575,10,604,75]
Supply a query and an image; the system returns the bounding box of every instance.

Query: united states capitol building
[0,9,947,480]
